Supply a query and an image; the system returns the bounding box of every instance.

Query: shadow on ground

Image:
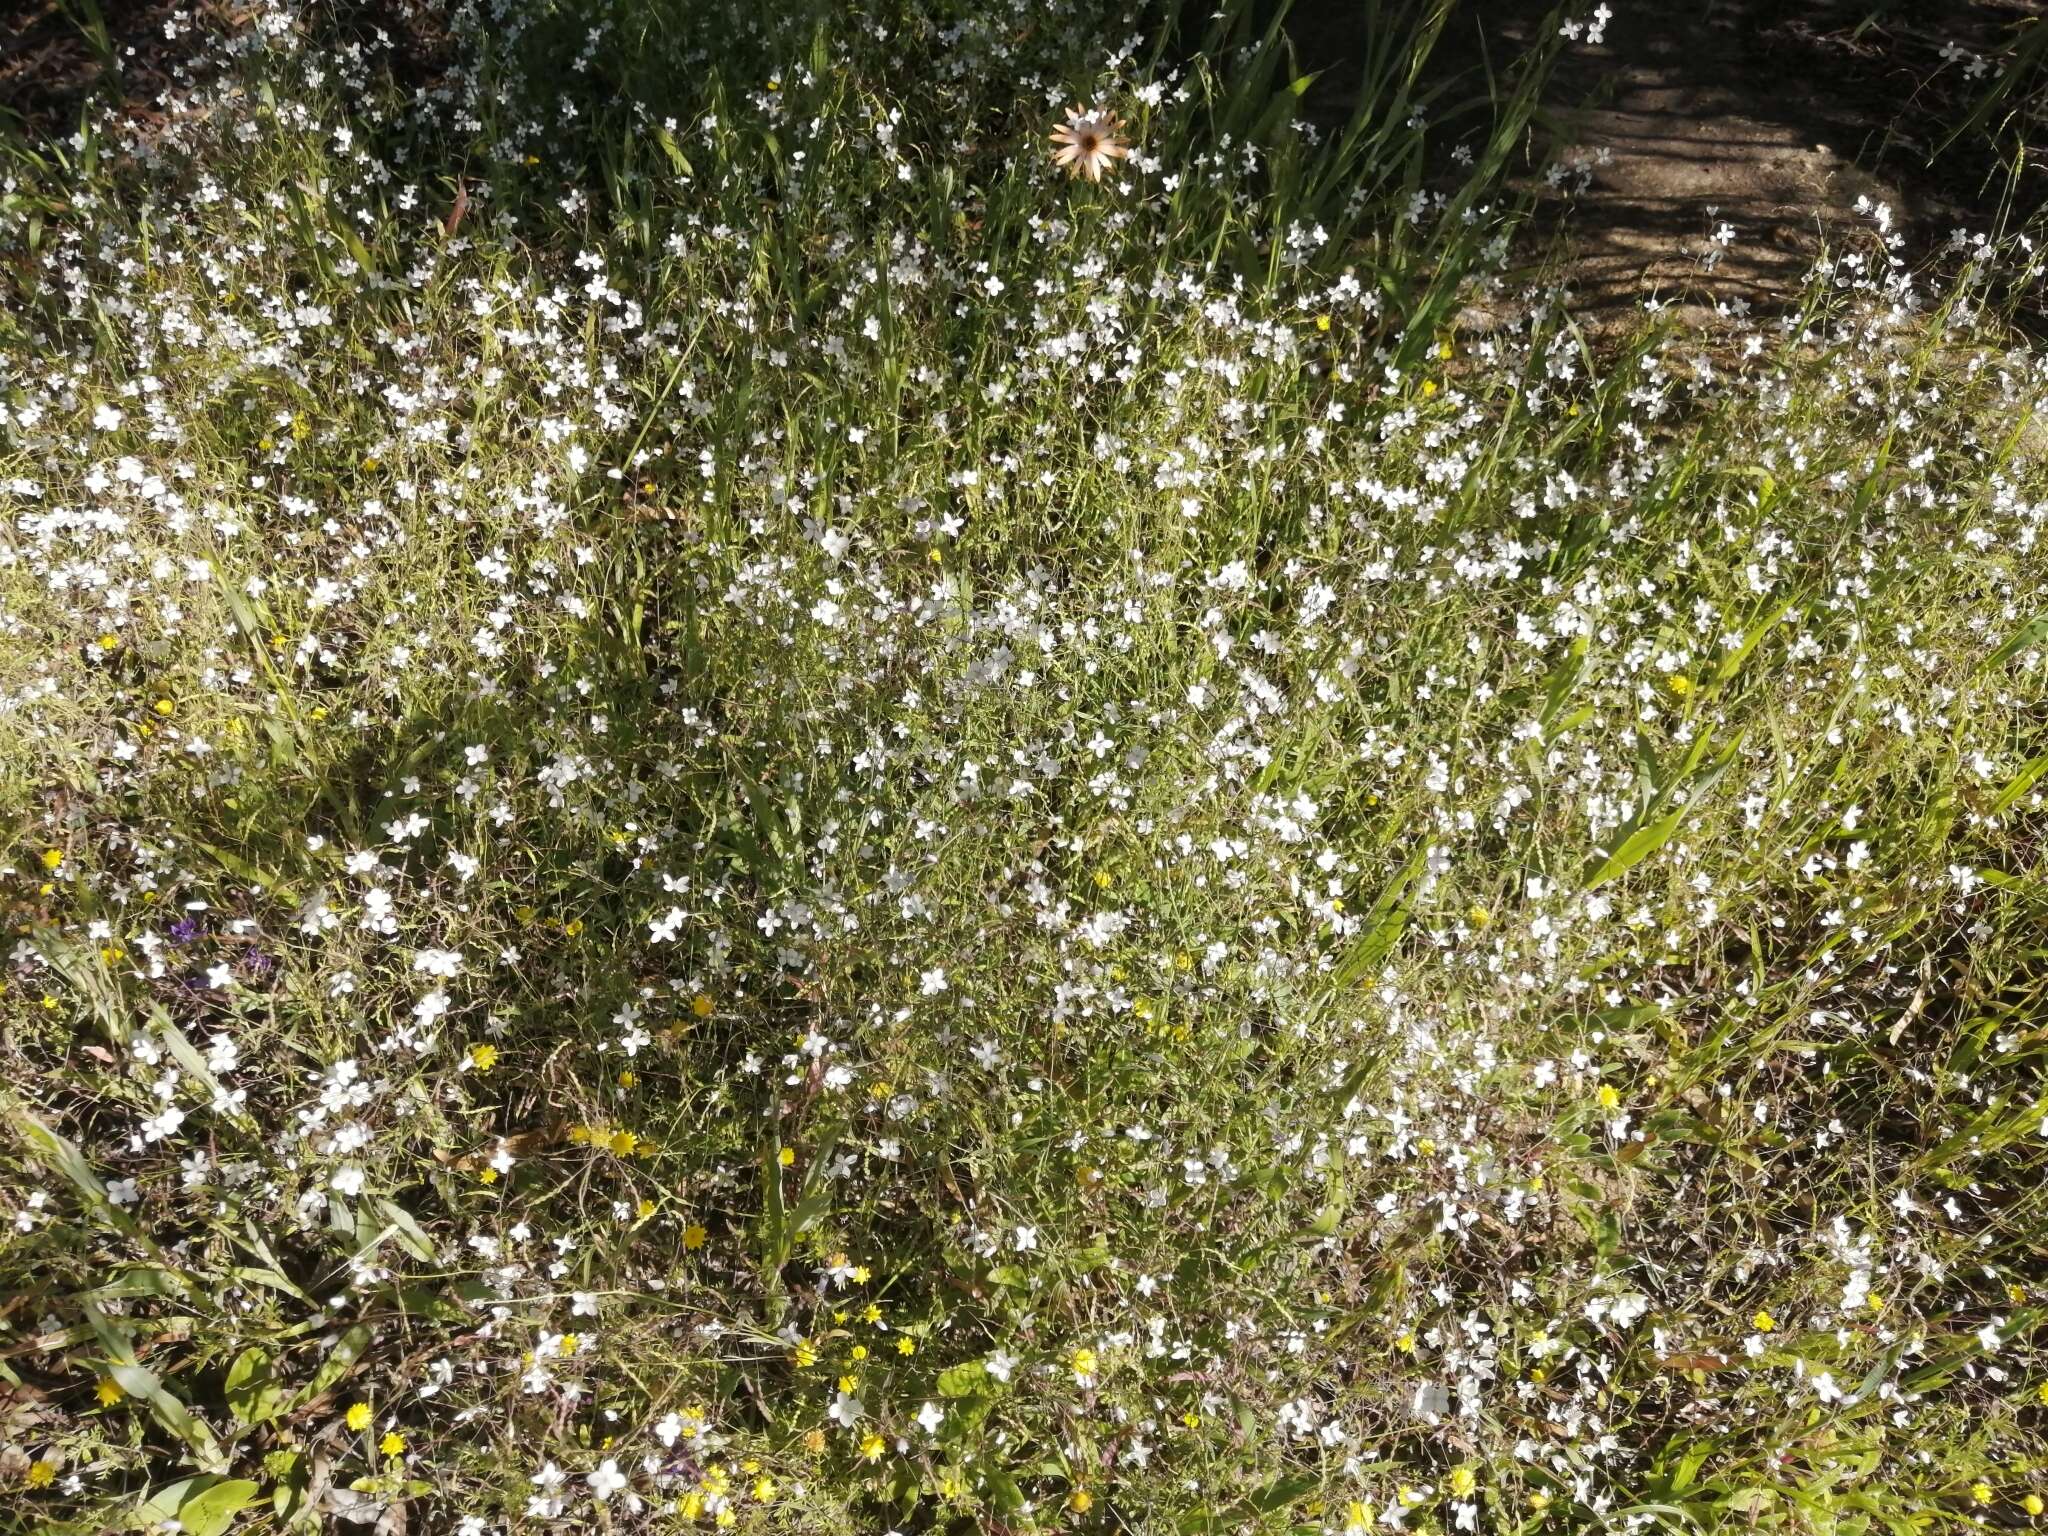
[1286,0,2046,328]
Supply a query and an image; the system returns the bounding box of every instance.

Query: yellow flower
[838,1374,858,1394]
[862,1303,883,1324]
[1394,1331,1416,1354]
[24,1460,55,1489]
[635,1198,655,1219]
[896,1337,915,1357]
[380,1431,406,1456]
[1448,1466,1477,1499]
[478,1167,498,1185]
[678,1491,705,1519]
[2023,1493,2043,1518]
[1466,905,1491,928]
[1973,1483,1995,1506]
[849,1344,868,1362]
[1666,673,1694,698]
[777,1146,796,1167]
[153,698,175,717]
[1071,1346,1098,1380]
[1068,1488,1094,1514]
[557,1333,579,1357]
[859,1432,886,1462]
[467,1042,499,1072]
[692,993,715,1017]
[95,1375,124,1406]
[563,917,584,937]
[1421,379,1439,398]
[608,1129,637,1156]
[1315,315,1332,332]
[1529,1490,1553,1512]
[1596,1084,1620,1111]
[793,1340,818,1368]
[1345,1500,1371,1533]
[39,849,63,871]
[1752,1309,1776,1334]
[683,1223,708,1250]
[2038,1380,2048,1405]
[618,1070,636,1088]
[752,1476,777,1503]
[345,1402,373,1432]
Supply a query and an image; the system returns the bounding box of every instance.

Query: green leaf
[1991,750,2048,815]
[936,1359,986,1397]
[178,1479,259,1536]
[374,1198,438,1263]
[1712,597,1795,685]
[107,1359,223,1463]
[983,1468,1026,1515]
[292,1322,371,1410]
[1584,736,1740,887]
[1333,837,1430,985]
[225,1347,286,1425]
[1980,611,2048,674]
[653,125,694,179]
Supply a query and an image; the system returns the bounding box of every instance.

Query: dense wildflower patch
[3,1,2047,1532]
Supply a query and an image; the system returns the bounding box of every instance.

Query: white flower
[1409,1380,1449,1420]
[915,1401,944,1434]
[586,1459,626,1500]
[1013,1224,1038,1252]
[986,1350,1017,1383]
[827,1392,864,1427]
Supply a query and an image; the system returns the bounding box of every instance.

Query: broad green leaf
[292,1322,372,1410]
[178,1479,259,1536]
[225,1347,286,1425]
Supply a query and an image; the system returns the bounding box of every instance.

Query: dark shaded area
[1284,0,2047,326]
[6,0,2042,332]
[0,0,193,133]
[0,0,454,135]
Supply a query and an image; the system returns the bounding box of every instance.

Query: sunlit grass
[2,1,2046,1533]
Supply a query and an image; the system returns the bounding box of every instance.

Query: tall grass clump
[2,1,2047,1533]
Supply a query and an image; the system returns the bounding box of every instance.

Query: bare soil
[1289,0,2047,328]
